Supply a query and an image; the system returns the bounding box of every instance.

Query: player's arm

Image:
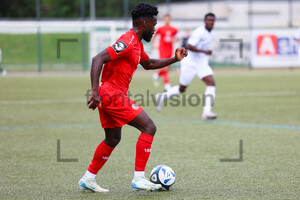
[141,47,188,70]
[88,49,111,110]
[186,44,212,55]
[295,38,300,44]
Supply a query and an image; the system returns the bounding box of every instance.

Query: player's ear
[143,19,147,28]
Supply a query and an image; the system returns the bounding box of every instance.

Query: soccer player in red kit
[78,3,187,192]
[152,14,178,91]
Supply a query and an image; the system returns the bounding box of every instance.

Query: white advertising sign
[251,29,300,68]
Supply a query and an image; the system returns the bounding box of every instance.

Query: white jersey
[182,25,215,66]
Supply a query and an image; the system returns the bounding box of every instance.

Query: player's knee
[208,79,216,86]
[144,121,156,136]
[113,137,121,146]
[205,78,215,86]
[104,137,120,147]
[179,86,186,93]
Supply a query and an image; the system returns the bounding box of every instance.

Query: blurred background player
[152,14,178,91]
[0,48,6,76]
[156,13,217,120]
[295,27,300,62]
[181,29,191,49]
[78,3,187,193]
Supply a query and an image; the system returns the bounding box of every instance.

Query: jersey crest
[112,41,128,53]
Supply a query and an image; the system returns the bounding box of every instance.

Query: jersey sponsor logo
[112,41,128,53]
[132,103,139,110]
[257,34,297,56]
[164,30,173,43]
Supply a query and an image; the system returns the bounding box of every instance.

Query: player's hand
[204,50,212,55]
[88,90,101,110]
[175,47,188,61]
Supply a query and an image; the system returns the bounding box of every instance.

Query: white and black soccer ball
[149,165,176,190]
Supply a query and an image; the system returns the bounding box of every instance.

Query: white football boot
[202,111,218,120]
[131,176,162,191]
[155,93,164,112]
[152,73,159,87]
[78,176,109,193]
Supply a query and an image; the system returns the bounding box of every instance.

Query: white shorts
[179,59,214,86]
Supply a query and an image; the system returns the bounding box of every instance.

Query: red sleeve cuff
[140,54,149,63]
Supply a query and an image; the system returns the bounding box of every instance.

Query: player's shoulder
[110,30,136,54]
[196,26,205,32]
[156,26,163,32]
[118,30,136,45]
[171,25,178,32]
[192,26,205,36]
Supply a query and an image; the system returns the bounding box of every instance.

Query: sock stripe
[139,133,153,144]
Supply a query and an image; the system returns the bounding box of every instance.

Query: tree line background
[0,0,195,19]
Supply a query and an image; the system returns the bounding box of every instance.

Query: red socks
[87,141,114,174]
[87,133,153,175]
[135,133,154,172]
[158,69,170,85]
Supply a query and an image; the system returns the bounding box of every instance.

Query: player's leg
[153,70,171,90]
[201,74,217,120]
[156,51,172,91]
[153,51,165,88]
[195,60,217,120]
[161,66,171,91]
[128,111,162,191]
[161,51,173,90]
[155,63,195,112]
[0,64,6,76]
[79,127,121,192]
[87,127,121,174]
[152,72,160,87]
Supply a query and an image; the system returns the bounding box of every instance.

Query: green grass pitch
[0,70,299,199]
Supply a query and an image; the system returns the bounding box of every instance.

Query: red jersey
[103,29,149,94]
[155,25,178,58]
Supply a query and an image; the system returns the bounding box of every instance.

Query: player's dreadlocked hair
[131,3,158,21]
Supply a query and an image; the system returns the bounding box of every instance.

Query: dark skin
[180,15,216,93]
[88,16,187,147]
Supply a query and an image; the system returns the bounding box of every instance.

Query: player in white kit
[155,13,217,120]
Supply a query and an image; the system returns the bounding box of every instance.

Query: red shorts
[159,47,172,59]
[97,83,143,129]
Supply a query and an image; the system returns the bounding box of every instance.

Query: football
[149,165,176,190]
